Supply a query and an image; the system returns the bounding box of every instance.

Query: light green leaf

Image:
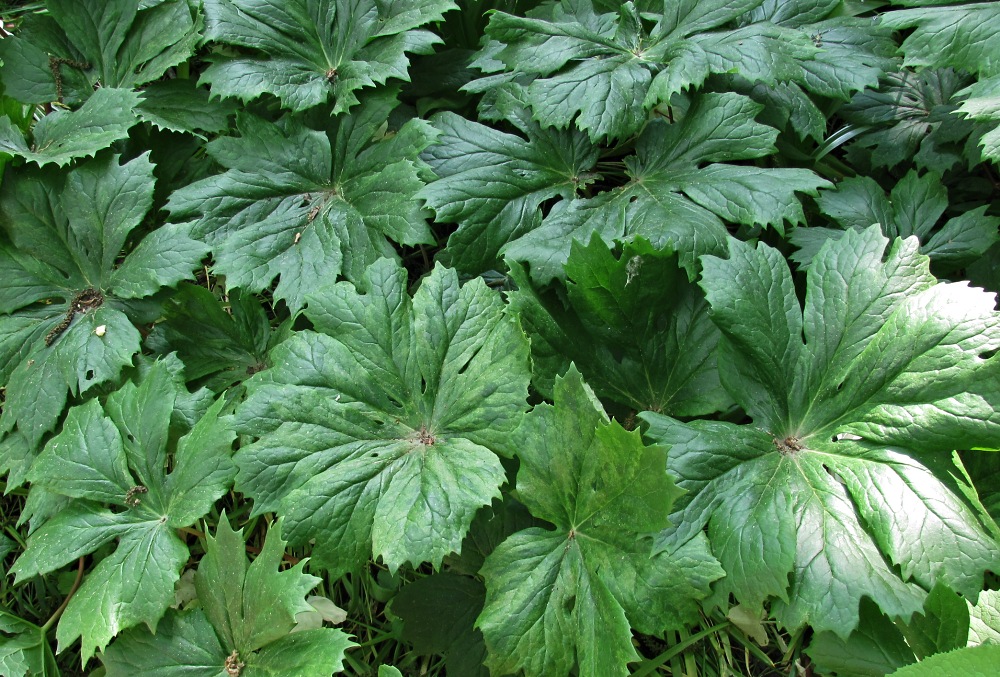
[968,589,1000,645]
[166,90,436,311]
[889,645,1000,676]
[101,609,228,677]
[11,362,234,664]
[234,260,530,576]
[201,0,454,114]
[643,226,1000,638]
[477,367,717,677]
[956,74,1000,162]
[0,611,59,677]
[0,88,139,167]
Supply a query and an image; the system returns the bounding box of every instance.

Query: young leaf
[507,236,730,416]
[643,225,1000,638]
[10,361,236,664]
[477,366,720,677]
[505,92,828,284]
[234,260,531,576]
[101,517,355,677]
[792,170,1000,271]
[0,153,207,449]
[166,89,436,311]
[0,88,140,167]
[0,0,202,105]
[201,0,455,114]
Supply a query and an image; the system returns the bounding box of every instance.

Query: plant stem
[41,557,85,633]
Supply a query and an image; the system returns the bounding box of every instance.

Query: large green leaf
[419,87,599,274]
[508,236,730,416]
[0,611,59,677]
[642,225,1000,638]
[0,88,140,168]
[477,367,721,677]
[0,0,202,105]
[0,153,207,449]
[201,0,455,114]
[476,0,890,141]
[101,517,355,677]
[233,260,531,576]
[881,2,1000,78]
[956,74,1000,163]
[791,170,1000,271]
[166,89,435,311]
[10,361,235,664]
[504,92,828,283]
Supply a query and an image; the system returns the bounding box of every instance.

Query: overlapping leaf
[475,0,891,142]
[881,2,1000,78]
[642,225,1000,638]
[166,89,435,311]
[508,236,730,416]
[201,0,455,114]
[0,612,59,677]
[792,170,1000,271]
[504,92,829,283]
[233,260,531,576]
[956,74,1000,163]
[418,87,599,273]
[101,517,355,677]
[0,0,202,105]
[0,153,207,449]
[477,367,721,677]
[9,361,236,664]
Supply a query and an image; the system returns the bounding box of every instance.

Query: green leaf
[806,599,916,677]
[136,79,237,137]
[201,0,454,114]
[968,589,1000,645]
[392,573,488,677]
[507,236,730,416]
[418,87,599,274]
[102,518,355,677]
[11,361,235,664]
[0,88,139,167]
[234,260,530,576]
[792,170,1000,271]
[0,0,202,104]
[896,584,970,660]
[840,69,975,172]
[0,153,206,449]
[505,92,827,284]
[145,284,277,391]
[0,611,59,677]
[479,0,855,141]
[166,90,436,311]
[956,74,1000,163]
[642,226,1000,638]
[881,2,1000,78]
[477,367,718,677]
[889,645,1000,677]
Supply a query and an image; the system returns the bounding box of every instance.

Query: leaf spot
[124,485,148,507]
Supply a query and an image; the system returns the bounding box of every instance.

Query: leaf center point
[772,435,803,455]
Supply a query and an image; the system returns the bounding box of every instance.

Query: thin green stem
[41,557,85,633]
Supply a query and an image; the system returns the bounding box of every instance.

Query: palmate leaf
[504,92,828,284]
[956,74,1000,163]
[0,611,59,677]
[166,88,435,312]
[0,0,202,105]
[880,2,1000,79]
[0,153,207,449]
[476,0,891,142]
[791,169,1000,271]
[233,260,531,577]
[508,236,730,416]
[101,517,355,677]
[0,88,140,168]
[201,0,455,114]
[840,69,978,173]
[9,361,236,664]
[477,367,721,677]
[642,225,1000,638]
[418,87,600,273]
